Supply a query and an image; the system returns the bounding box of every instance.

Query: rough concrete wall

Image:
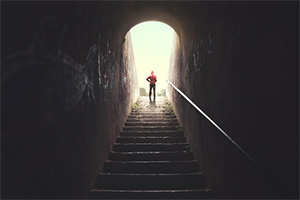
[2,1,138,198]
[168,1,298,199]
[96,31,139,174]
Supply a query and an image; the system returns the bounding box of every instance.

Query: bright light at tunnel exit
[129,21,175,95]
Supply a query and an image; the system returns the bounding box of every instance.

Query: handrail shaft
[166,79,286,195]
[166,79,261,169]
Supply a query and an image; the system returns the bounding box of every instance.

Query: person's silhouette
[146,71,157,102]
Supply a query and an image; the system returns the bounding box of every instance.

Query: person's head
[151,71,154,75]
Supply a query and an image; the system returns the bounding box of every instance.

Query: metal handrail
[166,79,286,195]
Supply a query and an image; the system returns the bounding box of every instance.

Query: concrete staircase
[89,96,211,199]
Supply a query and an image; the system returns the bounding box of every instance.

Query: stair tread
[131,112,170,114]
[126,120,178,124]
[91,189,210,192]
[128,115,177,118]
[117,136,184,138]
[130,111,175,116]
[121,131,183,133]
[105,160,197,163]
[116,138,186,143]
[98,172,203,176]
[125,123,179,126]
[123,126,178,128]
[121,132,184,136]
[109,151,193,161]
[121,130,183,133]
[127,118,178,120]
[89,189,211,199]
[114,143,188,145]
[110,151,191,154]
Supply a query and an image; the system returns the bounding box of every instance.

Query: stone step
[123,126,178,131]
[95,172,205,190]
[116,136,186,143]
[108,151,193,161]
[130,112,170,115]
[121,131,184,137]
[103,160,199,173]
[136,108,168,112]
[128,115,177,119]
[126,118,178,123]
[89,189,211,199]
[89,97,211,199]
[113,143,189,152]
[124,122,179,126]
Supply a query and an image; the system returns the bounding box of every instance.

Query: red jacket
[146,72,157,84]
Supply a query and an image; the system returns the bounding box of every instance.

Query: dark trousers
[149,84,156,98]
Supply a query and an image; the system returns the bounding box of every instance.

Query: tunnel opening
[126,21,177,97]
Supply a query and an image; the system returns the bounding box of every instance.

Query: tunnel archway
[126,21,177,96]
[110,2,187,98]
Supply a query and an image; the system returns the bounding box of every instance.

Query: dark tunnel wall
[2,1,138,198]
[1,1,299,199]
[168,1,299,199]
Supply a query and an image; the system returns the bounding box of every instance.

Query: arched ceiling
[104,1,190,40]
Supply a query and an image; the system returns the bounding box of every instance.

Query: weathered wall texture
[168,1,299,199]
[2,1,138,198]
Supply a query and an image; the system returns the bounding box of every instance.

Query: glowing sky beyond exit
[130,21,174,93]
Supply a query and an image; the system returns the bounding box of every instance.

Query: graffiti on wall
[98,35,117,102]
[192,32,214,73]
[2,16,98,131]
[2,14,138,134]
